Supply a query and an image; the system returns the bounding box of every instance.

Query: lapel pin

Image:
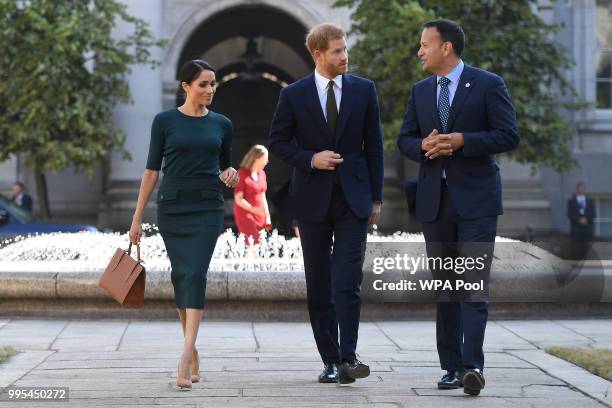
[465,82,471,88]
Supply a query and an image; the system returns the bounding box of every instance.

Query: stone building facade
[1,0,610,237]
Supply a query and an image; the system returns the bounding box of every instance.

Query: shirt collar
[437,59,464,85]
[314,69,343,92]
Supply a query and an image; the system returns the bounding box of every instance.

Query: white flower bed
[0,226,516,272]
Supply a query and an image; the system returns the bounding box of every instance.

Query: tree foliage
[0,0,165,216]
[336,0,587,172]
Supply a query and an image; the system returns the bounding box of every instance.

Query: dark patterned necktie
[438,76,451,133]
[326,80,338,140]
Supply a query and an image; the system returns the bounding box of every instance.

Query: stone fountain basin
[0,232,611,303]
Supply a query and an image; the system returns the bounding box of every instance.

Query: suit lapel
[428,75,442,131]
[304,73,333,143]
[334,74,353,145]
[447,65,476,132]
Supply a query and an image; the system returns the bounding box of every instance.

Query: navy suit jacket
[268,73,384,222]
[567,195,595,239]
[12,193,33,212]
[397,64,519,222]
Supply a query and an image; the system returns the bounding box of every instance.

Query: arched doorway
[174,5,315,233]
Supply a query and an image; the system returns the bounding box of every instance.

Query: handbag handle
[127,242,143,263]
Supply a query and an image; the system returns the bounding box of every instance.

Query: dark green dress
[146,108,233,309]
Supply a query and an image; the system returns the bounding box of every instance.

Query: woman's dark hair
[178,59,215,85]
[423,19,465,57]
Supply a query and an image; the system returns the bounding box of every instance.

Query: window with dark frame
[597,1,612,108]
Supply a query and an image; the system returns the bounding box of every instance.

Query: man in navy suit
[398,19,518,395]
[567,182,596,260]
[268,23,384,385]
[11,182,33,212]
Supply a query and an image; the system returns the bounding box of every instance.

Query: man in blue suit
[268,23,384,385]
[11,182,33,212]
[398,19,519,395]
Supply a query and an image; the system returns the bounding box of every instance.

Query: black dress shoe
[462,368,485,396]
[437,370,464,389]
[318,363,338,383]
[338,358,370,384]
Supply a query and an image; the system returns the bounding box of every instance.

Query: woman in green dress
[128,60,239,390]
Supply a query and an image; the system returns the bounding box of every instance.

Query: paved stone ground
[0,319,610,407]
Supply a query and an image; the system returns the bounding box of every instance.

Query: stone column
[0,156,18,195]
[98,0,163,229]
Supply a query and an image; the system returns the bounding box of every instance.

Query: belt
[159,175,221,201]
[158,187,222,204]
[162,174,218,181]
[161,174,219,188]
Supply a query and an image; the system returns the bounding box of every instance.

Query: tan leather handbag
[99,242,146,308]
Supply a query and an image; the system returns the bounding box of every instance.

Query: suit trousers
[298,184,368,364]
[421,182,497,372]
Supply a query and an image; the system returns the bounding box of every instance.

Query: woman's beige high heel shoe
[176,357,192,390]
[191,349,201,383]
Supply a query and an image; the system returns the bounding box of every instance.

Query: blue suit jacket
[12,193,33,212]
[397,64,519,222]
[268,73,384,222]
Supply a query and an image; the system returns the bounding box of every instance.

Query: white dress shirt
[314,69,342,120]
[310,70,343,169]
[436,59,464,107]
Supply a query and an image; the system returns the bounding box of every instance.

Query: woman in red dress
[233,145,271,244]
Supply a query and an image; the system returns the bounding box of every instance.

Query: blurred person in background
[234,144,271,244]
[11,182,33,212]
[567,181,595,260]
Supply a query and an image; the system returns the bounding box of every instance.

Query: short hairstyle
[13,181,25,190]
[178,59,215,85]
[240,145,268,170]
[423,19,465,57]
[305,23,346,56]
